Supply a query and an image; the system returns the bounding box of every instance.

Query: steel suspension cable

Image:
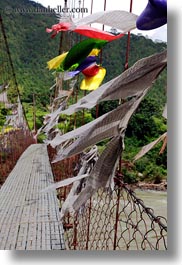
[0,14,30,131]
[95,0,107,118]
[124,0,133,70]
[118,0,133,174]
[90,0,93,15]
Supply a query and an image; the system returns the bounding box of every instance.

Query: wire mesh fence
[47,146,167,251]
[0,129,35,185]
[63,180,167,250]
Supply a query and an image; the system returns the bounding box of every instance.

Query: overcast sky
[37,0,167,42]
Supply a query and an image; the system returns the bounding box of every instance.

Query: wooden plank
[0,144,65,250]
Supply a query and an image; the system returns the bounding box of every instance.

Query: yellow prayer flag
[80,67,106,91]
[47,52,68,70]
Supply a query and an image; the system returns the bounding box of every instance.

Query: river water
[134,189,167,218]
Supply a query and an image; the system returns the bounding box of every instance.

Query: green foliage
[6,82,24,104]
[0,111,6,127]
[102,34,166,83]
[37,132,46,143]
[23,102,47,130]
[91,100,119,118]
[0,103,8,129]
[57,111,94,134]
[75,111,94,128]
[129,144,167,183]
[152,116,167,133]
[126,96,167,145]
[122,168,138,184]
[142,163,166,183]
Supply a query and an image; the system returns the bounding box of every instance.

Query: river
[134,189,167,218]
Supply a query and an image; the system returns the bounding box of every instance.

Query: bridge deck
[0,144,65,250]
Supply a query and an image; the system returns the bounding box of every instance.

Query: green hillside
[0,0,166,103]
[0,0,60,105]
[0,0,167,183]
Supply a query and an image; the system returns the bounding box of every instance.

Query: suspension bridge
[0,0,167,251]
[0,12,66,250]
[0,144,65,250]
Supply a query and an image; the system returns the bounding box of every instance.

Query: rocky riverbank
[132,180,167,191]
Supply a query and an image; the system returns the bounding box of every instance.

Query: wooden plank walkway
[0,144,65,250]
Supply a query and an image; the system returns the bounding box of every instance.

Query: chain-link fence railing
[63,177,167,250]
[0,129,35,185]
[47,146,167,251]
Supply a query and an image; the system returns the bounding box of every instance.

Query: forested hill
[0,0,166,106]
[0,0,60,105]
